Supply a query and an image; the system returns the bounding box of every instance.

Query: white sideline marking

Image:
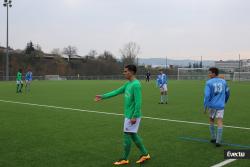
[0,99,250,130]
[210,159,237,167]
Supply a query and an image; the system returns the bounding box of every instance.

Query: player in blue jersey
[157,69,168,104]
[204,67,230,147]
[25,68,33,93]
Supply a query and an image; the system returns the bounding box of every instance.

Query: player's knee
[209,118,214,123]
[217,119,223,126]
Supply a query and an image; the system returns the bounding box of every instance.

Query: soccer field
[0,80,249,167]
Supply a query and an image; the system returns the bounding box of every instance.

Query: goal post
[45,75,61,80]
[233,72,250,81]
[177,68,232,80]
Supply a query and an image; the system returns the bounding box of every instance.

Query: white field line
[210,159,237,167]
[0,99,250,130]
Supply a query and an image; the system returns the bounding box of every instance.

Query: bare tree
[35,44,43,52]
[51,48,61,56]
[25,41,35,54]
[97,51,120,75]
[63,46,77,62]
[98,51,117,62]
[120,42,140,66]
[88,50,98,57]
[84,49,97,60]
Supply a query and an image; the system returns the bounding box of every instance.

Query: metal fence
[0,75,204,81]
[1,74,250,81]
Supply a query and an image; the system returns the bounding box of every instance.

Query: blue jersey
[204,77,230,110]
[25,71,32,81]
[157,74,168,87]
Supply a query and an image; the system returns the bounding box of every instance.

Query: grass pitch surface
[0,80,249,167]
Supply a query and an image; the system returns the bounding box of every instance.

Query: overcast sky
[0,0,250,60]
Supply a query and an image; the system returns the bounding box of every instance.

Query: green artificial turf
[0,80,249,167]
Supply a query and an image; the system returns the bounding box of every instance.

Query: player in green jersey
[95,65,150,165]
[16,69,23,93]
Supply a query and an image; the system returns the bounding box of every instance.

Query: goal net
[177,68,208,80]
[45,75,62,80]
[233,72,250,81]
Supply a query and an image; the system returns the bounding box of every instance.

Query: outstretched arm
[95,84,127,102]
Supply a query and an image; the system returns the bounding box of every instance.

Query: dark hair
[209,67,219,76]
[125,64,137,74]
[19,69,22,73]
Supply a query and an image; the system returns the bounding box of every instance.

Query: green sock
[131,133,148,155]
[16,84,19,93]
[18,84,22,93]
[122,133,131,160]
[20,84,23,92]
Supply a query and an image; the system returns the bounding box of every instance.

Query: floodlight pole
[201,56,203,68]
[136,56,139,74]
[3,0,12,81]
[177,68,180,80]
[239,54,241,82]
[6,2,9,80]
[166,56,168,69]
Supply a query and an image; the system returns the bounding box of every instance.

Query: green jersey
[101,79,142,119]
[16,72,22,81]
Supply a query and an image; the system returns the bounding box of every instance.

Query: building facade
[215,60,249,72]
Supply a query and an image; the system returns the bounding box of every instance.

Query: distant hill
[138,58,215,67]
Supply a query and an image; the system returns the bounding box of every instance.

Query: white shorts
[160,84,167,92]
[123,118,141,133]
[16,80,23,84]
[25,80,32,84]
[209,108,224,119]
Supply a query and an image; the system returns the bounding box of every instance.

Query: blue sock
[216,127,223,144]
[209,125,216,140]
